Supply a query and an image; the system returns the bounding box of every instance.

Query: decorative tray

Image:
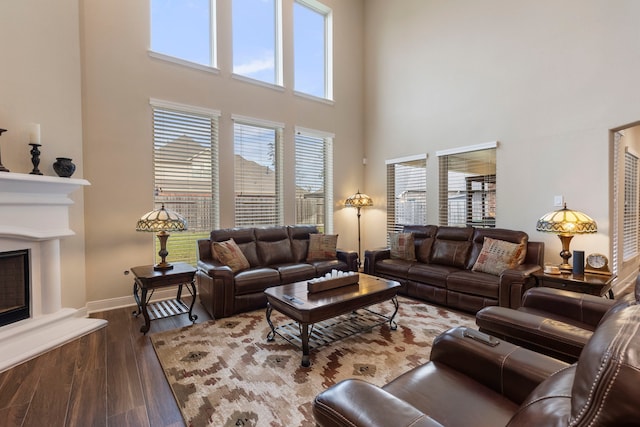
[307,272,359,293]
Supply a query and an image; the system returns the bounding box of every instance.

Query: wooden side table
[131,262,198,333]
[533,271,615,299]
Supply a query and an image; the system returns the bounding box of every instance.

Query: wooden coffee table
[264,273,401,367]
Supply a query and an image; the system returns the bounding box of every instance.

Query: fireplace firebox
[0,249,30,327]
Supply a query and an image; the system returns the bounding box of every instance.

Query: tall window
[232,0,281,85]
[233,117,283,226]
[623,149,639,261]
[386,155,427,234]
[294,0,332,99]
[437,142,497,228]
[295,128,333,232]
[151,99,219,265]
[150,0,216,68]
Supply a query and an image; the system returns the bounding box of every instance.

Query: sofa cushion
[210,227,260,266]
[289,225,318,262]
[403,225,437,263]
[212,238,250,273]
[429,226,473,268]
[472,237,525,276]
[376,258,414,280]
[312,259,350,276]
[255,227,294,266]
[447,270,500,299]
[389,232,416,261]
[307,234,338,261]
[277,263,317,284]
[408,263,458,288]
[233,267,281,296]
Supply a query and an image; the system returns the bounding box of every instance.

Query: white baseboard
[86,287,185,314]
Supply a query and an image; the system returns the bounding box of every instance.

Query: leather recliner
[475,275,640,362]
[313,304,640,427]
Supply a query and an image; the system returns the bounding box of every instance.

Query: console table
[131,262,198,333]
[533,271,615,299]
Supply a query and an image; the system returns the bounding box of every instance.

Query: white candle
[29,123,40,144]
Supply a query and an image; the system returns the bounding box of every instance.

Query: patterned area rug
[150,296,475,427]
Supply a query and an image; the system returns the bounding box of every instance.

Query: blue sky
[151,0,326,98]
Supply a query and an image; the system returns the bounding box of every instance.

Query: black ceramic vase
[53,157,76,178]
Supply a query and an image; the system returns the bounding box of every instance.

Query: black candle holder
[0,129,9,172]
[29,143,43,175]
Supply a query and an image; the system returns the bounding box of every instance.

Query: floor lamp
[345,190,373,270]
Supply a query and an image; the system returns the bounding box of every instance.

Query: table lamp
[536,203,597,271]
[136,203,187,270]
[345,190,373,269]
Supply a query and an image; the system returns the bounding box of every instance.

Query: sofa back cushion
[467,228,528,270]
[255,226,294,266]
[210,227,260,267]
[430,226,474,268]
[288,225,318,262]
[403,225,438,263]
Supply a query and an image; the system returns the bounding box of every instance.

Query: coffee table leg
[266,303,276,342]
[300,323,311,367]
[389,296,399,331]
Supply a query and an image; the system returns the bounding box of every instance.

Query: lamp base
[154,262,174,271]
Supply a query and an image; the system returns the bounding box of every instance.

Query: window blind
[385,155,427,235]
[623,149,639,261]
[295,130,333,232]
[437,145,496,228]
[151,103,219,265]
[233,120,283,226]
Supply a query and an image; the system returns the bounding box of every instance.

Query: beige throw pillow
[213,238,250,273]
[389,232,416,261]
[472,237,525,276]
[307,234,338,261]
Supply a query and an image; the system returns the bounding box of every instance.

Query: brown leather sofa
[196,225,358,319]
[364,225,544,313]
[313,304,640,427]
[475,275,640,362]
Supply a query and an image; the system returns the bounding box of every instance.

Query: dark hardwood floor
[0,296,212,427]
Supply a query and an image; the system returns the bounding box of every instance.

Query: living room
[2,0,640,425]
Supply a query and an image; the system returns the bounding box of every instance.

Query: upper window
[150,99,220,265]
[294,0,332,99]
[386,155,427,234]
[437,143,497,228]
[295,128,333,232]
[232,0,281,85]
[233,117,283,226]
[150,0,216,68]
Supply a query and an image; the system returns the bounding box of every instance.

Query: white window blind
[151,101,219,265]
[437,143,497,228]
[233,119,283,226]
[623,149,639,261]
[295,129,333,232]
[386,155,427,234]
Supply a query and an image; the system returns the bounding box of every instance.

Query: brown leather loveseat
[313,304,640,426]
[196,225,357,319]
[364,225,544,313]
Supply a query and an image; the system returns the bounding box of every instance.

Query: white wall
[80,0,365,303]
[363,0,640,286]
[0,0,87,309]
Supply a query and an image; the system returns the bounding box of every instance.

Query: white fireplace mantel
[0,172,107,373]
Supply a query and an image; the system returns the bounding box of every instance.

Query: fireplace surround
[0,172,107,372]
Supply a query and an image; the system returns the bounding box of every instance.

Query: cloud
[235,57,274,75]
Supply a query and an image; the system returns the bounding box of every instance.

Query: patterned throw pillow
[213,238,250,273]
[389,232,416,261]
[306,234,338,261]
[472,237,525,276]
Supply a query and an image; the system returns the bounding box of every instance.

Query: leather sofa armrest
[430,327,569,404]
[521,287,616,326]
[314,379,444,427]
[498,264,542,308]
[196,259,234,279]
[336,249,358,272]
[364,248,390,275]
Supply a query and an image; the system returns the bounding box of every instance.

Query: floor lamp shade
[136,203,187,271]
